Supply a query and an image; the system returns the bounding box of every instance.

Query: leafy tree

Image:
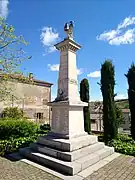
[0,17,32,101]
[1,107,24,119]
[100,60,117,145]
[124,103,129,109]
[80,78,91,134]
[94,101,103,131]
[125,63,135,140]
[115,105,125,128]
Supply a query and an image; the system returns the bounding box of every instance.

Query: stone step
[76,146,114,171]
[19,147,82,175]
[30,142,105,162]
[19,146,114,175]
[95,146,114,160]
[37,134,98,152]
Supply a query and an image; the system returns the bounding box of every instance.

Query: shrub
[39,123,50,134]
[0,136,37,156]
[1,107,24,119]
[115,105,125,128]
[96,133,135,156]
[0,119,39,140]
[117,134,133,142]
[108,134,135,156]
[109,139,135,156]
[40,123,50,131]
[0,132,49,156]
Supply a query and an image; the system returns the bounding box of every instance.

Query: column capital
[55,38,81,53]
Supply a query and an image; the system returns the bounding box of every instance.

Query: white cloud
[48,64,59,71]
[87,71,101,78]
[118,16,135,29]
[115,94,128,100]
[40,26,59,54]
[77,68,83,75]
[97,29,120,42]
[97,16,135,45]
[40,27,59,46]
[0,0,9,19]
[48,46,57,53]
[109,29,135,45]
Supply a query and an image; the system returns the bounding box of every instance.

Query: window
[91,119,96,123]
[37,112,43,119]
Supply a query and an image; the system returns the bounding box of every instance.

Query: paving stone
[85,155,135,180]
[0,156,60,180]
[1,154,135,180]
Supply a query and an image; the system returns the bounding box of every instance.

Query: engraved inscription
[59,78,77,85]
[68,78,77,85]
[55,109,60,130]
[61,108,68,133]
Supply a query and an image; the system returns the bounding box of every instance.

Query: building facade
[89,101,131,133]
[0,75,53,124]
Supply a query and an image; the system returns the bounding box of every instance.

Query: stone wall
[0,81,51,124]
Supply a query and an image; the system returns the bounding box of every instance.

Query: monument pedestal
[48,100,88,139]
[47,38,88,140]
[19,22,115,177]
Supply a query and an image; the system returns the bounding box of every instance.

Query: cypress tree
[100,60,117,145]
[80,78,91,134]
[125,63,135,140]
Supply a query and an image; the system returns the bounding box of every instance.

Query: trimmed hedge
[0,119,39,140]
[0,118,50,156]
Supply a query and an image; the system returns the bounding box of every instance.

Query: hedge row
[0,133,47,156]
[0,119,39,139]
[0,118,50,156]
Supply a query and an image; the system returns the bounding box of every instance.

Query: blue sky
[1,0,135,101]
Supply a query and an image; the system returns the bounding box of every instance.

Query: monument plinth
[19,21,115,177]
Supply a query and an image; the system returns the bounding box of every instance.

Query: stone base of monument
[19,133,114,176]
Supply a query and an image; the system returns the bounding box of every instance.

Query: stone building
[90,101,131,133]
[0,74,53,124]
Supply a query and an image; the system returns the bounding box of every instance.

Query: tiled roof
[0,73,53,87]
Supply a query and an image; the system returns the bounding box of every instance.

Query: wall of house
[120,112,131,130]
[0,81,51,124]
[91,121,98,131]
[91,112,130,132]
[89,101,131,132]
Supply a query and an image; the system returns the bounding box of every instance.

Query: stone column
[55,38,81,103]
[48,38,88,139]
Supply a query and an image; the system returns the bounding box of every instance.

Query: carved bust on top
[64,21,74,39]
